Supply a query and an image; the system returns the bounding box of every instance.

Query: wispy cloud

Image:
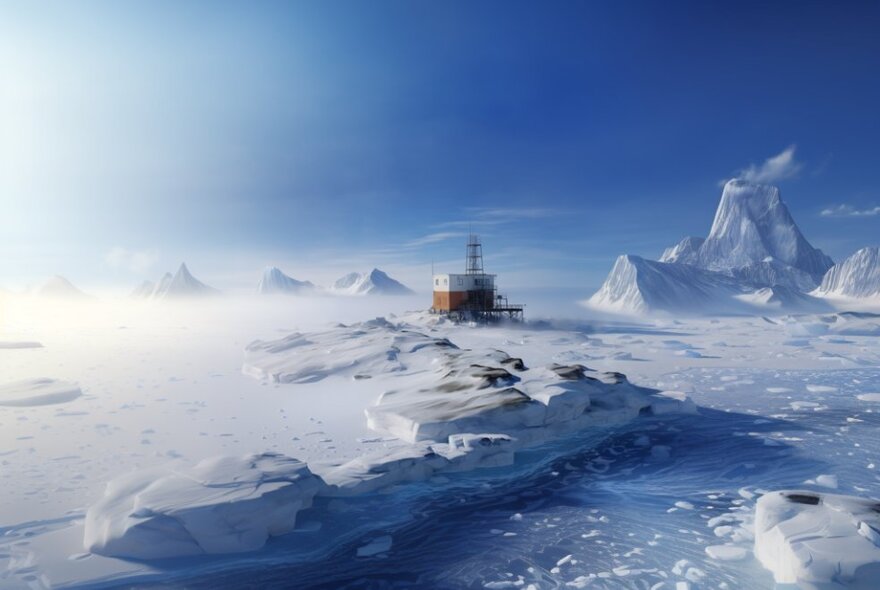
[404,231,467,248]
[468,206,564,220]
[723,145,803,185]
[433,206,569,230]
[104,247,159,274]
[820,204,880,217]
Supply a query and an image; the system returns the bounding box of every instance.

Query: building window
[444,278,448,285]
[457,277,463,286]
[435,279,439,286]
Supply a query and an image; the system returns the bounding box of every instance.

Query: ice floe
[755,490,880,589]
[84,453,324,559]
[84,317,695,560]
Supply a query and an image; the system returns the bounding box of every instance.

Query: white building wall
[433,274,496,293]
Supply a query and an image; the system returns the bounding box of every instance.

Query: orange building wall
[432,290,469,311]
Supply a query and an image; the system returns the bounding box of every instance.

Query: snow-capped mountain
[659,236,704,265]
[332,269,414,296]
[256,267,314,295]
[589,255,829,315]
[130,280,155,298]
[588,255,749,314]
[589,180,837,315]
[813,247,880,299]
[160,263,219,298]
[150,273,173,298]
[37,276,91,299]
[693,180,833,288]
[136,264,219,300]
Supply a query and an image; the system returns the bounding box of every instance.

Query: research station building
[430,235,523,321]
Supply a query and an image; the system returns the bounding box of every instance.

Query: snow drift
[0,378,82,407]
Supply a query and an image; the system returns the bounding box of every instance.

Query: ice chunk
[815,474,839,489]
[0,378,81,407]
[367,385,541,444]
[324,434,516,495]
[84,453,325,559]
[356,535,393,557]
[754,490,880,588]
[705,545,748,561]
[806,384,837,393]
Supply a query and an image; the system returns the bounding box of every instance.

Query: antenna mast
[466,234,484,275]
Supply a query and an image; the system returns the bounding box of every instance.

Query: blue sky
[1,1,879,293]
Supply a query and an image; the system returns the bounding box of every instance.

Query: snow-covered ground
[2,294,880,588]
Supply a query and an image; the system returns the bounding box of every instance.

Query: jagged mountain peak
[589,180,840,315]
[333,268,413,295]
[660,236,704,264]
[143,264,219,299]
[699,180,833,283]
[257,266,314,295]
[814,247,880,299]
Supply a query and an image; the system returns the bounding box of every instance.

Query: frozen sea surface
[3,296,880,589]
[98,368,880,589]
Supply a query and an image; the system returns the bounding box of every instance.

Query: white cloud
[468,206,563,220]
[404,232,467,248]
[433,207,567,231]
[104,247,159,274]
[730,145,803,185]
[820,204,880,218]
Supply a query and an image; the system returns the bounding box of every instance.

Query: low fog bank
[0,289,610,341]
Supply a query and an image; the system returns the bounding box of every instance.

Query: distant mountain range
[589,179,879,315]
[331,268,414,296]
[36,276,92,300]
[132,263,220,300]
[127,265,414,299]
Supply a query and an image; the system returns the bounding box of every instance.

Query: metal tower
[466,234,484,275]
